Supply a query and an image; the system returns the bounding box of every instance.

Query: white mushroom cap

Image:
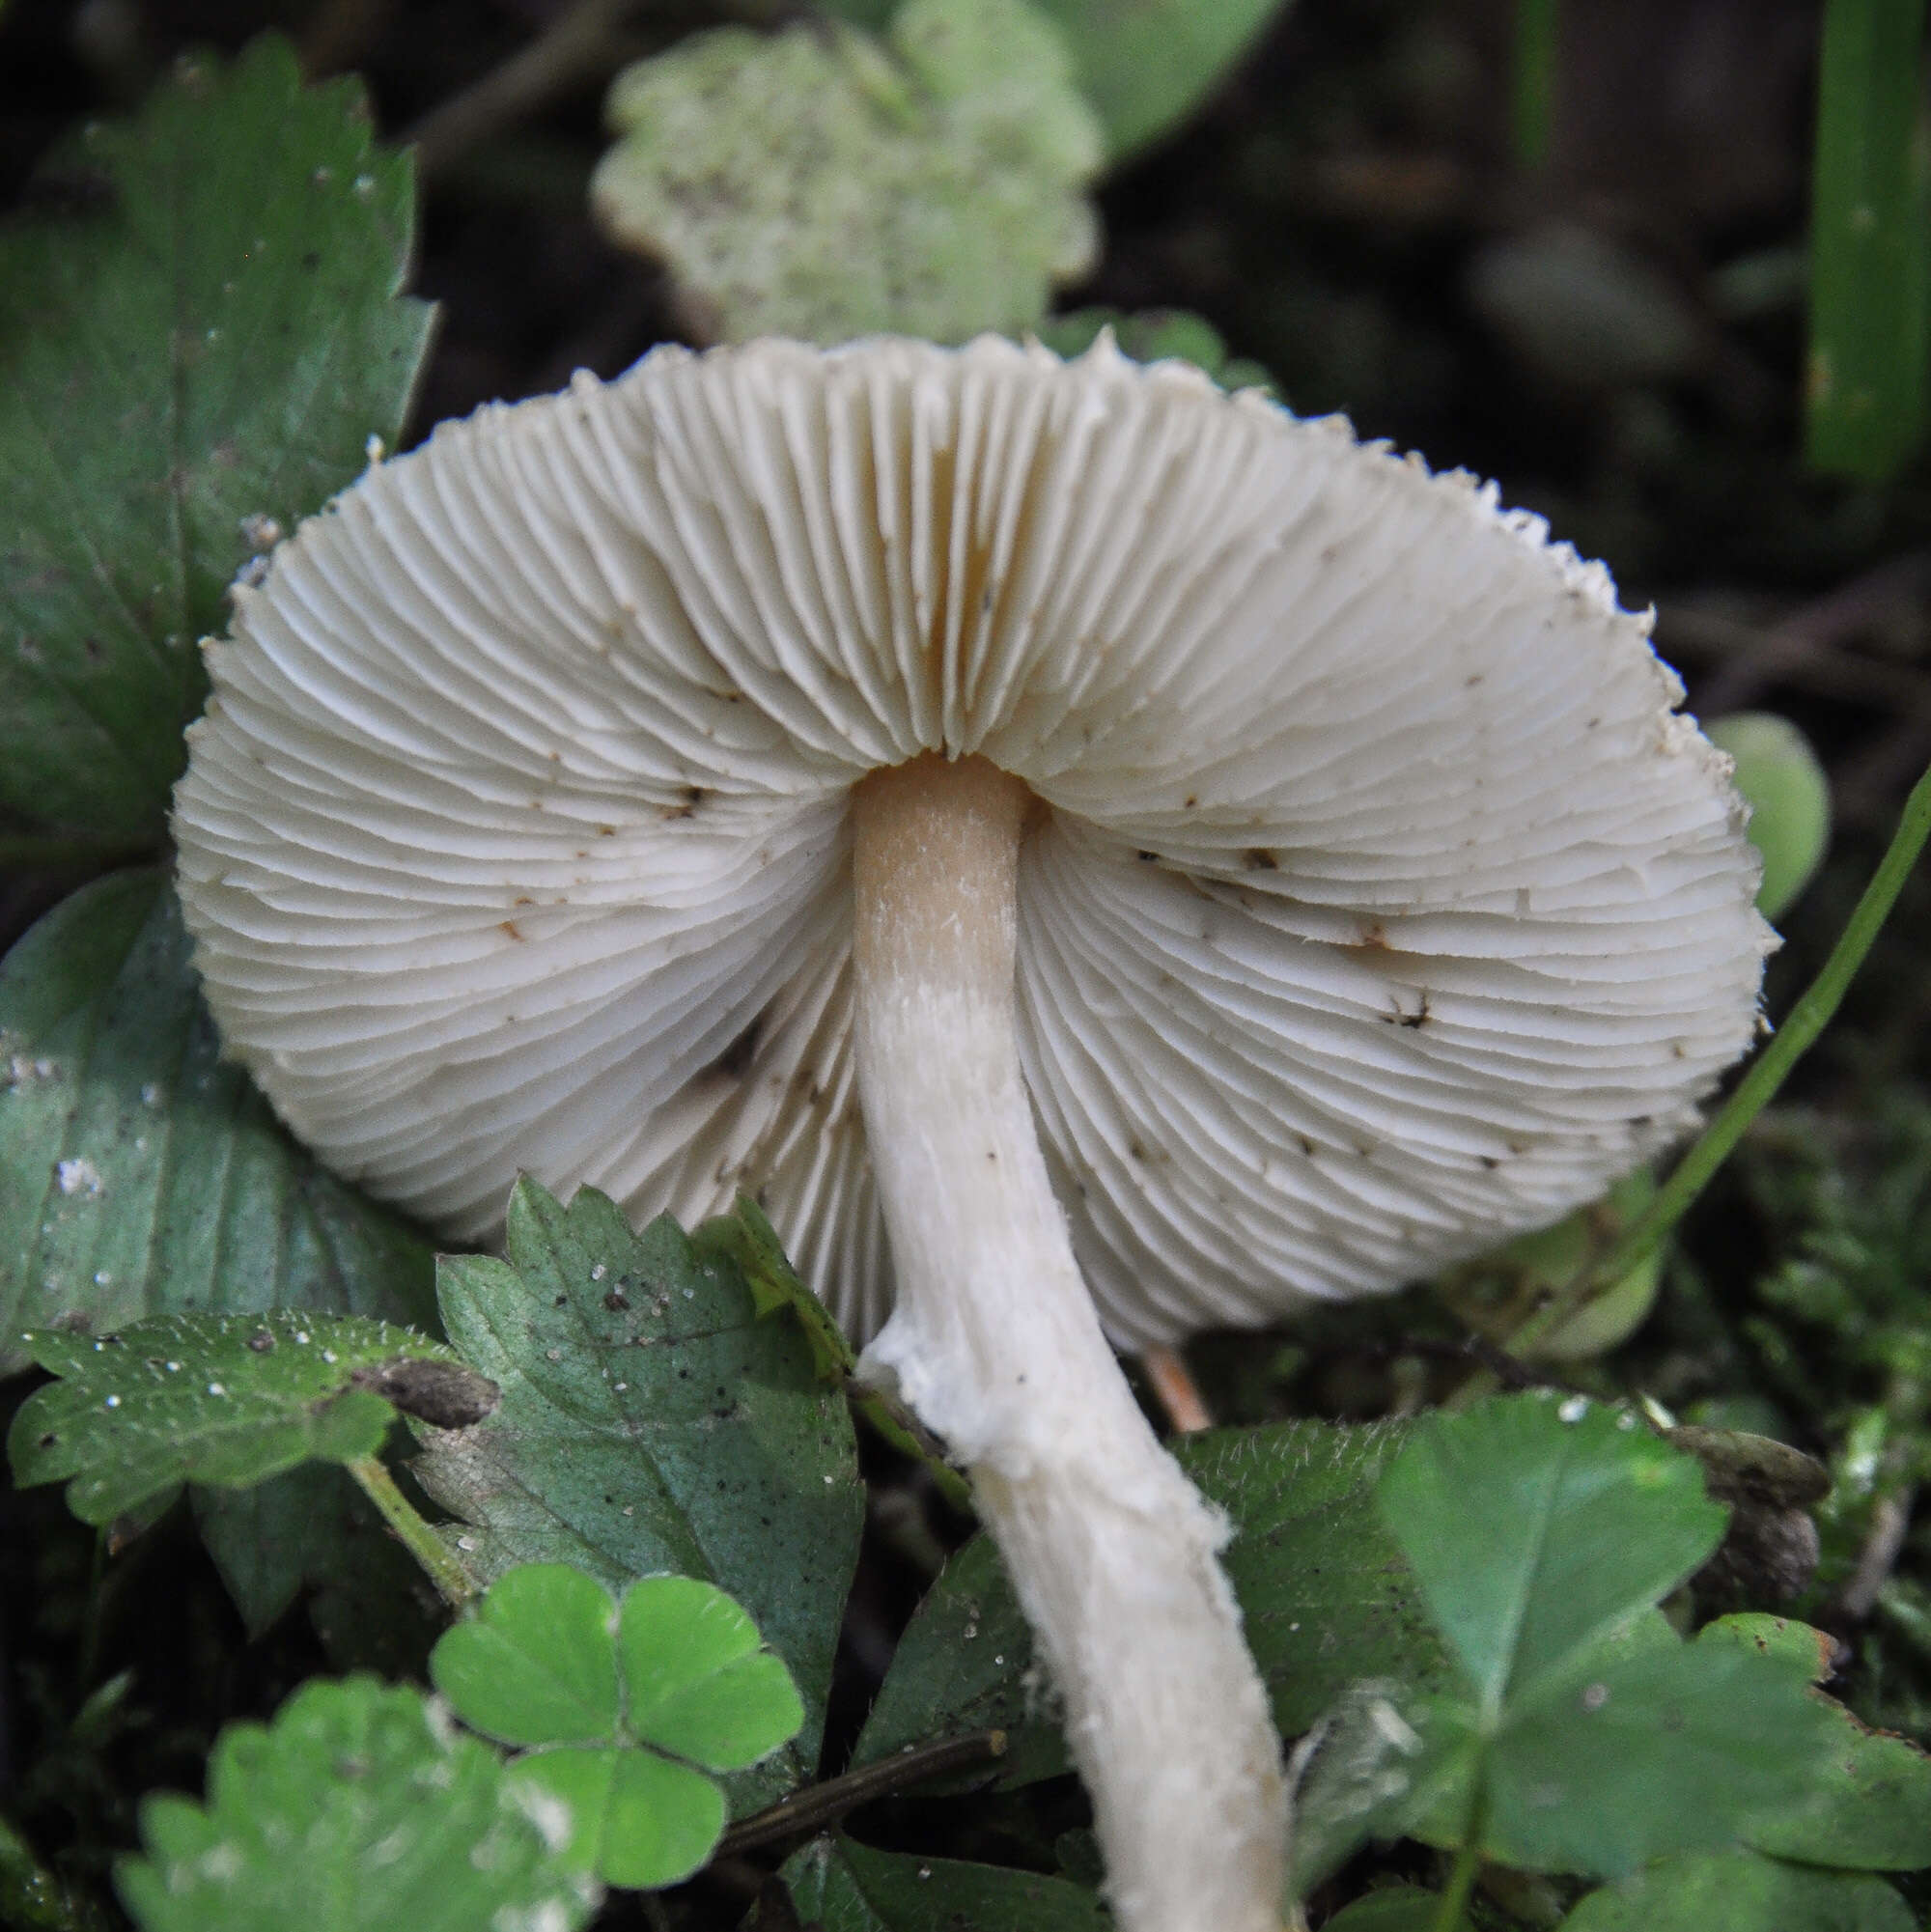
[174,333,1770,1349]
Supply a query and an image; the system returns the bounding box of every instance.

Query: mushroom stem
[851,753,1288,1932]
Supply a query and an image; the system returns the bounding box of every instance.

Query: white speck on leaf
[207,1382,226,1397]
[1558,1395,1589,1423]
[55,1159,101,1196]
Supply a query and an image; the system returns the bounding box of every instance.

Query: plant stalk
[345,1455,477,1607]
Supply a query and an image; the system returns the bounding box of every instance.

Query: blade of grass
[1590,759,1931,1294]
[1453,759,1931,1402]
[1805,0,1931,480]
[1511,0,1560,171]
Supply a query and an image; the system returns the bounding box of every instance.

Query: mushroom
[173,335,1769,1932]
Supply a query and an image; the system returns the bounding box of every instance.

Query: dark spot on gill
[708,1011,765,1081]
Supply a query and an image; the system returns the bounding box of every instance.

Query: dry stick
[1674,551,1931,715]
[1457,757,1931,1405]
[1142,1343,1215,1433]
[716,1730,1008,1856]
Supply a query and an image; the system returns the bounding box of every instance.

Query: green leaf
[431,1564,622,1746]
[1706,714,1833,922]
[0,872,437,1379]
[1561,1850,1917,1932]
[8,1310,468,1526]
[1304,1401,1846,1889]
[691,1197,854,1383]
[1375,1394,1725,1716]
[591,0,1101,344]
[1805,0,1931,481]
[854,1417,1443,1783]
[1321,1890,1443,1932]
[778,1835,1110,1930]
[1472,1630,1845,1876]
[511,1748,723,1892]
[115,1676,599,1932]
[432,1563,802,1890]
[0,35,434,843]
[819,0,1291,156]
[1700,1614,1931,1870]
[1037,306,1275,392]
[411,1180,862,1811]
[194,1466,438,1670]
[618,1574,804,1769]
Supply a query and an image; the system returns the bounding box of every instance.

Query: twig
[715,1729,1007,1857]
[1656,602,1931,724]
[1836,1487,1915,1623]
[1141,1343,1214,1433]
[406,0,645,182]
[1671,552,1931,715]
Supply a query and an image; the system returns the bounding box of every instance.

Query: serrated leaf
[0,35,434,844]
[1375,1395,1726,1715]
[411,1179,862,1812]
[1700,1614,1931,1870]
[592,0,1101,345]
[8,1310,463,1525]
[115,1676,599,1932]
[778,1835,1109,1930]
[0,872,437,1378]
[854,1416,1442,1784]
[691,1196,854,1382]
[1561,1849,1916,1931]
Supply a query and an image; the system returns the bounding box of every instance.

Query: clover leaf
[432,1563,804,1890]
[1290,1394,1847,1898]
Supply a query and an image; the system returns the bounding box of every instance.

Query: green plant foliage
[825,0,1291,156]
[1707,713,1833,921]
[1321,1889,1441,1932]
[1036,305,1275,390]
[7,1310,478,1526]
[777,1834,1109,1929]
[115,1675,599,1932]
[1729,1102,1931,1614]
[409,1179,863,1811]
[690,1196,854,1385]
[1560,1848,1916,1931]
[1805,0,1931,480]
[591,0,1101,345]
[432,1564,803,1889]
[853,1416,1445,1783]
[1291,1397,1849,1897]
[0,872,437,1379]
[1378,1395,1724,1715]
[193,1466,437,1668]
[1699,1614,1931,1868]
[0,35,434,846]
[1437,1168,1663,1363]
